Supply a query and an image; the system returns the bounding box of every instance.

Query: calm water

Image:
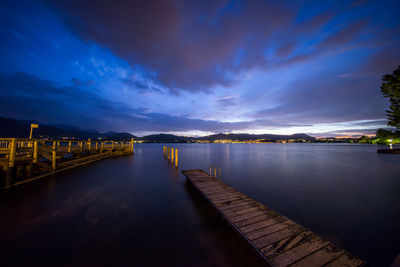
[0,143,399,266]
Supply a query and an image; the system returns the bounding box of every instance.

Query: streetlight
[388,139,393,149]
[29,123,39,139]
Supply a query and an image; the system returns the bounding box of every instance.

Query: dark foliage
[381,65,400,128]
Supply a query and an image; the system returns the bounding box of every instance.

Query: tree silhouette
[381,65,400,129]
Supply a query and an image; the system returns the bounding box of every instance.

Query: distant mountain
[0,117,136,140]
[0,117,315,142]
[106,132,136,140]
[140,134,194,143]
[196,133,315,141]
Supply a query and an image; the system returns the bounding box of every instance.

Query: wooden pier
[182,169,364,267]
[0,138,134,189]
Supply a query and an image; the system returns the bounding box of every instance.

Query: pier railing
[0,138,134,189]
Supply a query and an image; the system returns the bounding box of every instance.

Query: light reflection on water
[0,143,399,266]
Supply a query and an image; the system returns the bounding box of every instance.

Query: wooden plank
[230,210,268,223]
[222,202,262,213]
[245,220,296,241]
[208,192,243,201]
[271,238,330,267]
[235,214,279,228]
[225,206,263,217]
[213,195,249,205]
[202,187,234,194]
[240,217,288,234]
[218,199,254,210]
[182,169,365,267]
[252,225,304,250]
[262,230,315,257]
[324,253,364,267]
[291,244,345,267]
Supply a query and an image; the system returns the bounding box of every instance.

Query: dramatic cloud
[46,0,365,92]
[0,72,305,134]
[0,0,399,136]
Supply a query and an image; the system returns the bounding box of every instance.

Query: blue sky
[0,0,399,137]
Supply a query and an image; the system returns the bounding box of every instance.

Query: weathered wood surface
[1,138,135,189]
[182,169,364,267]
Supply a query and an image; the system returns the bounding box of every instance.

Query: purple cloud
[46,0,344,92]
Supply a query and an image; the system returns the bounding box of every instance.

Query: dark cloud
[250,70,388,124]
[71,78,95,86]
[316,19,369,50]
[276,42,296,57]
[0,72,302,133]
[45,0,347,92]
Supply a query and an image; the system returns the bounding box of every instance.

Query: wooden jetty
[0,138,134,189]
[182,169,364,267]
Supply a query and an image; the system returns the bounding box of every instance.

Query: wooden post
[171,148,174,163]
[112,141,115,150]
[214,167,217,178]
[68,141,71,153]
[8,138,16,168]
[33,141,38,163]
[95,141,98,152]
[100,142,104,153]
[175,149,178,168]
[4,138,17,188]
[88,139,91,153]
[79,141,83,152]
[168,147,171,161]
[209,166,212,176]
[219,167,221,178]
[52,141,56,170]
[131,138,134,153]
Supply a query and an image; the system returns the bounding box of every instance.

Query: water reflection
[0,143,398,266]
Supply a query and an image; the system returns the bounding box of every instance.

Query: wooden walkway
[182,169,364,267]
[1,138,134,189]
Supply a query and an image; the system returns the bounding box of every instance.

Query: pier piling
[175,149,178,168]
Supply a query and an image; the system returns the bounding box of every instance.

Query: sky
[0,0,399,137]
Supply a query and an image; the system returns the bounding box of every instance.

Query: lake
[0,143,399,266]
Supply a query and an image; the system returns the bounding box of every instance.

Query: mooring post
[68,141,71,153]
[171,148,174,163]
[219,167,221,178]
[175,149,178,168]
[88,139,91,153]
[131,138,134,153]
[33,141,38,163]
[112,141,115,150]
[95,141,98,152]
[9,138,16,168]
[209,166,212,176]
[100,142,104,153]
[5,138,17,187]
[79,141,83,152]
[167,147,170,161]
[52,141,56,170]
